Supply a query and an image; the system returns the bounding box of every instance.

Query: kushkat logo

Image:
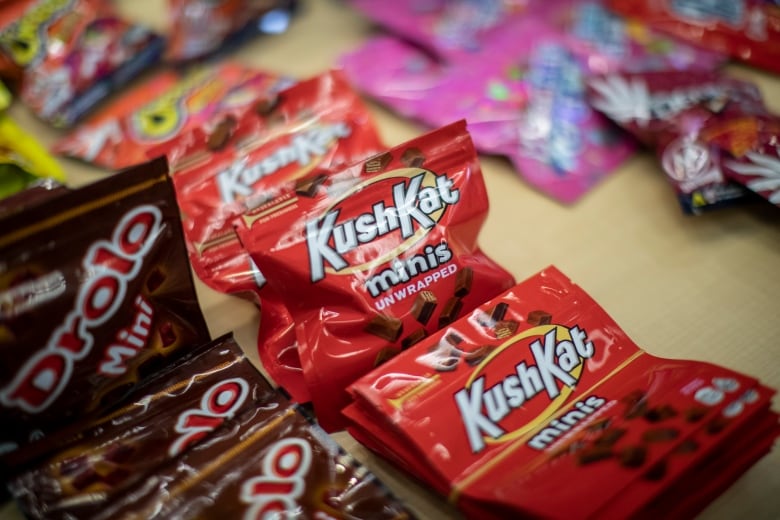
[305,167,460,284]
[455,324,598,453]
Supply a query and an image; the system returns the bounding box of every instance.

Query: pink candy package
[343,0,727,204]
[548,1,725,74]
[341,26,635,203]
[349,0,536,63]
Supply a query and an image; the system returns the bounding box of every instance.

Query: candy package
[341,28,636,203]
[351,0,725,74]
[91,407,415,520]
[9,334,277,519]
[588,69,780,212]
[547,0,726,74]
[159,70,384,404]
[0,112,66,199]
[0,178,69,218]
[10,331,416,520]
[345,266,779,519]
[52,61,292,170]
[0,157,210,458]
[490,39,635,203]
[342,0,728,204]
[235,121,517,430]
[338,36,450,133]
[166,0,298,61]
[722,130,780,207]
[349,0,535,62]
[0,0,165,128]
[608,0,780,74]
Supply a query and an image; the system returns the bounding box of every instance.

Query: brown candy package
[0,157,210,458]
[93,395,415,519]
[9,333,282,520]
[0,179,69,219]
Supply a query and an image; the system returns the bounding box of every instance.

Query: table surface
[3,1,780,519]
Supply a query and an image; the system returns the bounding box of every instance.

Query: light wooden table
[3,1,779,519]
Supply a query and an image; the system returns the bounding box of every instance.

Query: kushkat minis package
[345,266,778,519]
[161,71,384,403]
[235,121,516,430]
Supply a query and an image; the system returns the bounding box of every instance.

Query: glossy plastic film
[0,157,211,458]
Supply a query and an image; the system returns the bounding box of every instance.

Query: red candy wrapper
[0,157,211,458]
[345,266,779,519]
[166,0,298,61]
[588,69,780,212]
[52,61,292,170]
[608,0,780,74]
[235,121,517,431]
[159,70,384,404]
[0,0,164,128]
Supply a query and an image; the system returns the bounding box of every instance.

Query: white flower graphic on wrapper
[661,136,723,193]
[589,75,651,126]
[725,150,780,204]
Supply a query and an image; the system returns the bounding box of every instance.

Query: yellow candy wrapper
[0,81,10,111]
[0,113,66,199]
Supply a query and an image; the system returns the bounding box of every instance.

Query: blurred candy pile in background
[2,0,780,214]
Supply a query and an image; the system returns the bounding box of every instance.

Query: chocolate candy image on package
[344,266,778,520]
[0,157,211,460]
[235,120,516,431]
[159,70,385,405]
[8,333,278,520]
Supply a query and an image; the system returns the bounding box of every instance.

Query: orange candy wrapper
[52,62,293,170]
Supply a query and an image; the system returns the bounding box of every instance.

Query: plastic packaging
[235,121,516,430]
